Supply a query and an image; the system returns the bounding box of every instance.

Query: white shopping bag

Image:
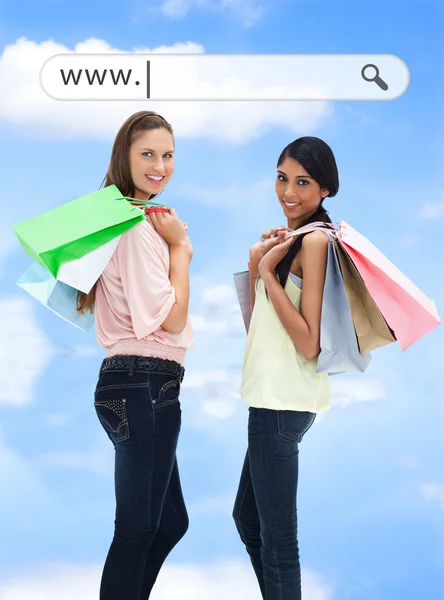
[57,236,120,293]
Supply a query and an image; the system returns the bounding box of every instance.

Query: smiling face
[129,127,175,200]
[275,157,329,229]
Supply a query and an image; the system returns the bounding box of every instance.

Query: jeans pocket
[94,398,129,443]
[149,373,181,409]
[277,410,316,442]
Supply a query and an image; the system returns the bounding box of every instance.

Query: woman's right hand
[250,228,289,264]
[260,226,292,240]
[148,207,188,247]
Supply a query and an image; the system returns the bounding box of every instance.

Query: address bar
[39,53,410,101]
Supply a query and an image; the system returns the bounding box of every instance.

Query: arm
[248,258,260,311]
[118,222,189,339]
[161,242,190,334]
[249,229,289,310]
[146,209,191,334]
[260,231,329,361]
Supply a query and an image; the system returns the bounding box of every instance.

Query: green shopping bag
[12,185,162,278]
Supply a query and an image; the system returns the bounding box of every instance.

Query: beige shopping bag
[335,241,395,353]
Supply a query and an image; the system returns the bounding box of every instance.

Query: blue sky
[0,1,443,598]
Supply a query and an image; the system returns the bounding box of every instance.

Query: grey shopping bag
[317,242,372,374]
[233,270,252,333]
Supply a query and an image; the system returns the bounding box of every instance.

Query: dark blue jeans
[94,355,189,600]
[233,407,316,600]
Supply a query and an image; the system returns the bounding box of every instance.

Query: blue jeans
[233,407,316,600]
[94,355,189,600]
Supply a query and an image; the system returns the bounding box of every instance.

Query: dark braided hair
[273,137,339,290]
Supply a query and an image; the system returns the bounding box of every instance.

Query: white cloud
[190,283,245,334]
[182,368,235,388]
[180,178,288,233]
[420,483,444,511]
[181,368,243,425]
[43,413,75,428]
[0,37,331,143]
[330,377,387,409]
[0,429,53,513]
[190,314,230,334]
[0,296,55,406]
[202,396,239,419]
[418,192,444,219]
[36,436,113,479]
[161,0,194,18]
[181,284,246,423]
[0,429,61,542]
[183,178,273,210]
[202,283,236,305]
[59,345,102,358]
[183,368,241,400]
[0,226,17,278]
[0,565,100,600]
[160,0,265,27]
[0,561,332,599]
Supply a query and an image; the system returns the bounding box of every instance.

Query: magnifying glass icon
[361,64,389,91]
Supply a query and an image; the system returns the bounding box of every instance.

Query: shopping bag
[56,236,120,294]
[317,242,372,374]
[339,221,441,350]
[12,185,145,278]
[233,270,252,333]
[335,241,395,353]
[17,262,94,331]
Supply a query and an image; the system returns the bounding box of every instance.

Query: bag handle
[115,196,170,210]
[285,222,337,240]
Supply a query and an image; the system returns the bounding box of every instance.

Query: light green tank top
[241,272,331,413]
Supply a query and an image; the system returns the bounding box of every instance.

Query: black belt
[100,355,185,382]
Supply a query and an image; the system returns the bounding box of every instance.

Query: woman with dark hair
[78,111,193,599]
[233,137,339,600]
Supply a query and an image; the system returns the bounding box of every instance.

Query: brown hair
[76,111,174,315]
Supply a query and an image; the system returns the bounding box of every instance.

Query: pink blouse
[95,217,193,365]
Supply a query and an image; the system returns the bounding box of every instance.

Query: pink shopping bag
[338,221,441,350]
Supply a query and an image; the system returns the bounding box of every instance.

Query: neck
[288,209,320,230]
[287,218,305,230]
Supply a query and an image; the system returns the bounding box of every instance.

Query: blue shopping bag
[17,262,94,331]
[317,242,371,374]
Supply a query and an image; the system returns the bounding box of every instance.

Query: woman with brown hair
[78,111,193,599]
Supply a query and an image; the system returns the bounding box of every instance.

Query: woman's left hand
[258,237,294,276]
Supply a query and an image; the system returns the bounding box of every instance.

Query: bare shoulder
[301,230,330,250]
[300,231,329,278]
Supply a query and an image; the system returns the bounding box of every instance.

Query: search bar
[40,53,410,101]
